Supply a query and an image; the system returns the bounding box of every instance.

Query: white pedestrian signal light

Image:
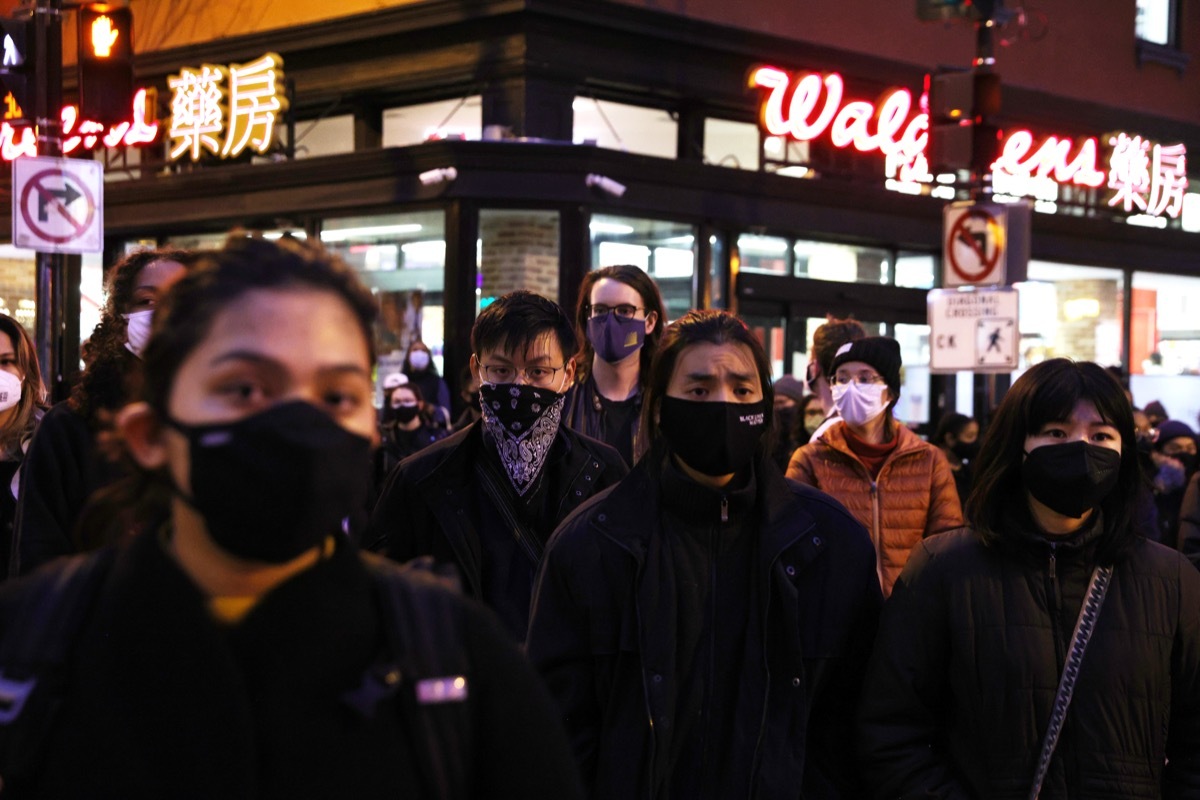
[0,15,32,118]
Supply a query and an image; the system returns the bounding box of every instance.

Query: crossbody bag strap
[1027,564,1113,800]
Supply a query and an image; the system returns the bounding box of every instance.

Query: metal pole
[32,0,64,401]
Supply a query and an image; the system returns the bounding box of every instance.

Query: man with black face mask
[528,310,882,800]
[367,291,627,640]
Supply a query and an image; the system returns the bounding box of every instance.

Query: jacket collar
[818,419,926,463]
[592,442,819,570]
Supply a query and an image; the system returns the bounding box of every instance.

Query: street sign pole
[32,0,65,401]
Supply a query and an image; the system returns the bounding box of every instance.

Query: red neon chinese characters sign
[749,66,928,161]
[0,88,159,161]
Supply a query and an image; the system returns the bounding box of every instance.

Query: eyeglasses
[831,371,887,386]
[480,363,566,387]
[587,303,644,320]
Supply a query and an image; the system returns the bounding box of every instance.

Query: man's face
[471,332,576,392]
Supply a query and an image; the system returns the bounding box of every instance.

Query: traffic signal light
[0,13,33,119]
[927,70,1003,174]
[78,4,133,124]
[916,0,998,22]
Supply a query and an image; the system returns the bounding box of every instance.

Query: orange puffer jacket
[785,421,963,596]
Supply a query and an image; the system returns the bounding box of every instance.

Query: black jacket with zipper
[858,516,1200,800]
[527,443,882,799]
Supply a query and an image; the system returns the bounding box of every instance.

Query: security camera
[585,173,627,198]
[419,167,458,186]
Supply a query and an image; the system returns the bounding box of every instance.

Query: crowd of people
[0,235,1195,798]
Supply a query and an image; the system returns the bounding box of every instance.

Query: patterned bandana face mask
[479,377,568,496]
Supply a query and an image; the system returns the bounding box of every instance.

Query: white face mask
[0,370,21,413]
[124,309,154,358]
[831,381,888,428]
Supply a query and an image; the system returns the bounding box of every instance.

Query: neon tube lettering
[991,130,1105,188]
[1,88,159,161]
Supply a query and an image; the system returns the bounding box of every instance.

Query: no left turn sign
[12,156,104,254]
[942,202,1007,288]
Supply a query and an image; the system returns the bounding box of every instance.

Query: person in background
[0,236,583,798]
[931,412,979,507]
[402,340,451,429]
[452,364,482,431]
[859,359,1200,800]
[528,309,881,799]
[0,314,47,579]
[796,393,826,445]
[1150,419,1198,545]
[368,291,627,639]
[805,316,866,442]
[769,374,806,470]
[1144,400,1169,431]
[376,382,448,481]
[564,265,665,467]
[10,248,190,576]
[787,337,962,596]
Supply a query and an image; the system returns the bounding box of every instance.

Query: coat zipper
[870,481,884,589]
[1048,544,1065,669]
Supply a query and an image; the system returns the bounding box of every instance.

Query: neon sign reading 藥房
[167,52,288,162]
[749,64,1189,220]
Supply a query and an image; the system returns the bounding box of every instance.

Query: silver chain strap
[1027,564,1113,800]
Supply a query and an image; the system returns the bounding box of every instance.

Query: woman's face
[162,287,376,489]
[0,332,23,382]
[955,421,980,446]
[802,397,825,433]
[128,259,188,313]
[392,387,418,409]
[1024,399,1122,458]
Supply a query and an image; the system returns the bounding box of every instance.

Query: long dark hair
[637,309,773,460]
[966,359,1140,564]
[80,237,377,550]
[0,314,46,456]
[70,247,191,427]
[574,265,666,388]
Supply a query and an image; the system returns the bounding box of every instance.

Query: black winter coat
[0,529,583,799]
[858,525,1200,800]
[366,422,627,637]
[527,447,882,800]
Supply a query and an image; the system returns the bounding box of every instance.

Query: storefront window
[893,322,932,425]
[479,209,560,309]
[589,215,695,319]
[320,211,447,397]
[737,234,789,275]
[895,251,937,289]
[294,114,355,158]
[704,118,759,170]
[382,96,482,147]
[1015,261,1124,372]
[795,240,890,285]
[1129,271,1200,427]
[573,98,676,159]
[0,246,105,353]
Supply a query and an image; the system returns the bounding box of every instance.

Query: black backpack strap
[354,553,474,800]
[0,548,116,785]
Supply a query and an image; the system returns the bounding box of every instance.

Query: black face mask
[659,396,767,477]
[951,440,980,461]
[392,404,421,424]
[167,401,372,563]
[1170,453,1197,475]
[1021,440,1121,520]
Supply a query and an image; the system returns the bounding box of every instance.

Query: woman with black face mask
[931,412,979,506]
[860,359,1200,800]
[375,383,447,493]
[0,237,583,799]
[529,310,881,800]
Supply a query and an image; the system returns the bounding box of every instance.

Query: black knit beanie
[829,336,902,397]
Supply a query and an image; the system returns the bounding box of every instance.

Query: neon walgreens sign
[0,88,159,161]
[749,65,1189,220]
